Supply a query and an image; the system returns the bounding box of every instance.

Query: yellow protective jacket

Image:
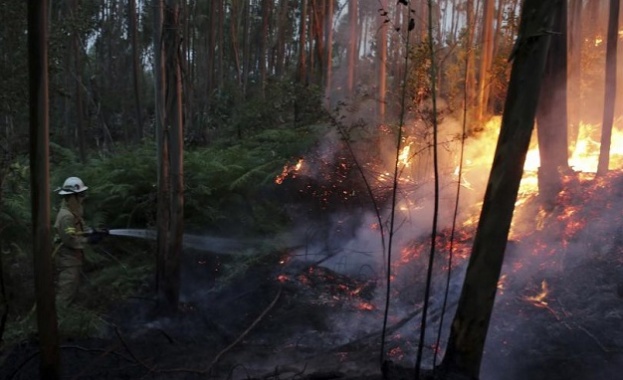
[54,199,88,250]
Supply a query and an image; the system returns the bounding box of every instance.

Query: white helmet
[58,177,88,195]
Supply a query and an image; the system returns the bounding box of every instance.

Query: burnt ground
[2,243,622,380]
[2,172,623,380]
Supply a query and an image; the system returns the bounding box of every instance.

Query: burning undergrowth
[3,118,623,379]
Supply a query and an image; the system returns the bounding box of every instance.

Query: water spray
[107,229,254,255]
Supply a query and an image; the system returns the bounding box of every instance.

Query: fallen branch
[114,327,156,373]
[205,286,283,374]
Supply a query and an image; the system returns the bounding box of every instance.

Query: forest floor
[2,172,623,380]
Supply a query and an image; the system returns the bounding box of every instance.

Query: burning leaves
[275,158,304,184]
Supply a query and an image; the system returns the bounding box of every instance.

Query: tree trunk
[241,0,251,97]
[324,0,334,109]
[129,0,143,143]
[298,0,308,84]
[207,0,217,100]
[438,1,559,378]
[347,0,357,97]
[163,0,184,311]
[568,0,583,150]
[259,0,271,98]
[154,0,171,311]
[71,0,86,162]
[28,0,60,377]
[217,0,225,90]
[378,0,388,123]
[476,0,494,122]
[73,33,86,162]
[465,0,476,128]
[536,0,568,203]
[310,0,325,85]
[275,0,288,77]
[597,0,620,176]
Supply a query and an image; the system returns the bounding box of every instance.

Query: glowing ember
[357,302,375,311]
[497,274,508,294]
[277,274,290,283]
[523,280,549,308]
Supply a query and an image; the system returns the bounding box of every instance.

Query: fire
[275,158,304,184]
[399,143,412,167]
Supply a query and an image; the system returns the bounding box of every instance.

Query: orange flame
[275,158,304,184]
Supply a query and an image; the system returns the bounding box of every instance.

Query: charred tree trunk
[163,0,184,311]
[437,1,559,378]
[536,0,569,204]
[28,0,60,377]
[597,0,620,176]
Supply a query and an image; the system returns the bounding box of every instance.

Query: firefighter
[53,176,107,305]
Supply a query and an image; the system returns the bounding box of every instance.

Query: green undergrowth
[0,123,324,346]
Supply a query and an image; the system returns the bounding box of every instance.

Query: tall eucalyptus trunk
[28,0,60,377]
